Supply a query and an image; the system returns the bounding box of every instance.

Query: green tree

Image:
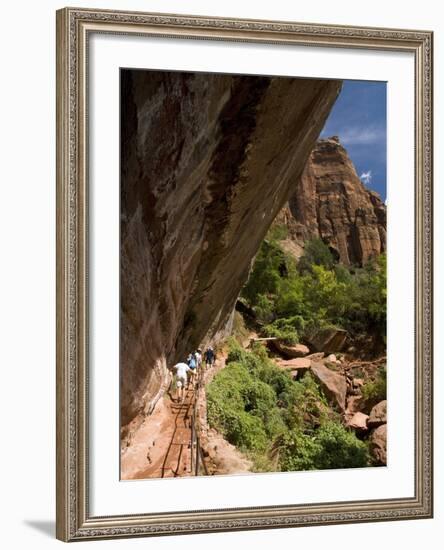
[241,239,285,314]
[298,238,335,273]
[361,366,387,409]
[241,235,386,344]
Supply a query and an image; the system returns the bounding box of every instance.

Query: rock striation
[120,69,342,441]
[275,136,386,265]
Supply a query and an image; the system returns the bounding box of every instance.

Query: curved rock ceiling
[120,69,342,438]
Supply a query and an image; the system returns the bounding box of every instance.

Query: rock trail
[122,333,387,481]
[129,386,196,480]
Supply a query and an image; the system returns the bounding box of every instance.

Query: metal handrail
[189,365,208,476]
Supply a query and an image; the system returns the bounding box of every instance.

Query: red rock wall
[277,137,386,265]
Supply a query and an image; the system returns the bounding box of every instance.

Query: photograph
[1,0,440,547]
[119,69,388,481]
[54,6,433,541]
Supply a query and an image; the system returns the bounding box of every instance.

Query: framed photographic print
[56,7,433,542]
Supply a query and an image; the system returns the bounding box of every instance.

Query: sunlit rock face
[120,69,341,438]
[276,137,386,265]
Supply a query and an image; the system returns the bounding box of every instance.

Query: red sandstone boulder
[345,395,363,415]
[272,340,310,358]
[369,424,387,465]
[276,358,311,371]
[346,412,369,431]
[310,362,347,411]
[368,400,387,428]
[305,327,348,354]
[305,352,325,361]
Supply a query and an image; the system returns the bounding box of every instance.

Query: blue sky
[320,80,387,202]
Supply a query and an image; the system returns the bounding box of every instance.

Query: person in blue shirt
[187,353,197,388]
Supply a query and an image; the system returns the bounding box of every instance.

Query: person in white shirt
[173,362,190,403]
[195,348,202,368]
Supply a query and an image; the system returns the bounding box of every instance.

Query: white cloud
[360,170,372,185]
[339,126,385,146]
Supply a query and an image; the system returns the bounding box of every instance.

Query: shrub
[208,344,297,455]
[263,315,306,344]
[219,232,386,472]
[226,338,248,364]
[263,324,298,345]
[222,409,268,452]
[278,429,322,471]
[253,294,275,323]
[313,421,370,469]
[207,343,370,472]
[207,347,278,453]
[268,224,288,242]
[361,366,387,409]
[279,421,369,472]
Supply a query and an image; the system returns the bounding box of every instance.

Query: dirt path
[121,385,196,480]
[121,350,253,480]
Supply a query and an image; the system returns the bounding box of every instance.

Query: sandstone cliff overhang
[120,69,342,432]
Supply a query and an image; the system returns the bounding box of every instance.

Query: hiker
[204,346,215,369]
[187,352,197,388]
[172,361,190,403]
[195,348,202,369]
[193,348,203,385]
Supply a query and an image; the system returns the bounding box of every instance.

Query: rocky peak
[277,137,386,265]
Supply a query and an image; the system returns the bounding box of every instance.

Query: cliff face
[276,137,386,265]
[120,70,341,438]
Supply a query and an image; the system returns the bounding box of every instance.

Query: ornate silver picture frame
[56,7,433,542]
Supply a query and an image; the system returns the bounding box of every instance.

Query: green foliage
[207,343,369,472]
[278,429,322,471]
[334,254,387,337]
[241,240,285,308]
[267,224,289,242]
[231,311,250,344]
[241,232,386,342]
[312,421,370,469]
[223,233,386,473]
[279,421,369,471]
[361,366,387,409]
[263,316,302,345]
[253,294,275,323]
[298,238,336,273]
[207,348,281,453]
[285,372,331,429]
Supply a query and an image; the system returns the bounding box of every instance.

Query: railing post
[195,435,199,476]
[190,363,207,476]
[190,420,194,473]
